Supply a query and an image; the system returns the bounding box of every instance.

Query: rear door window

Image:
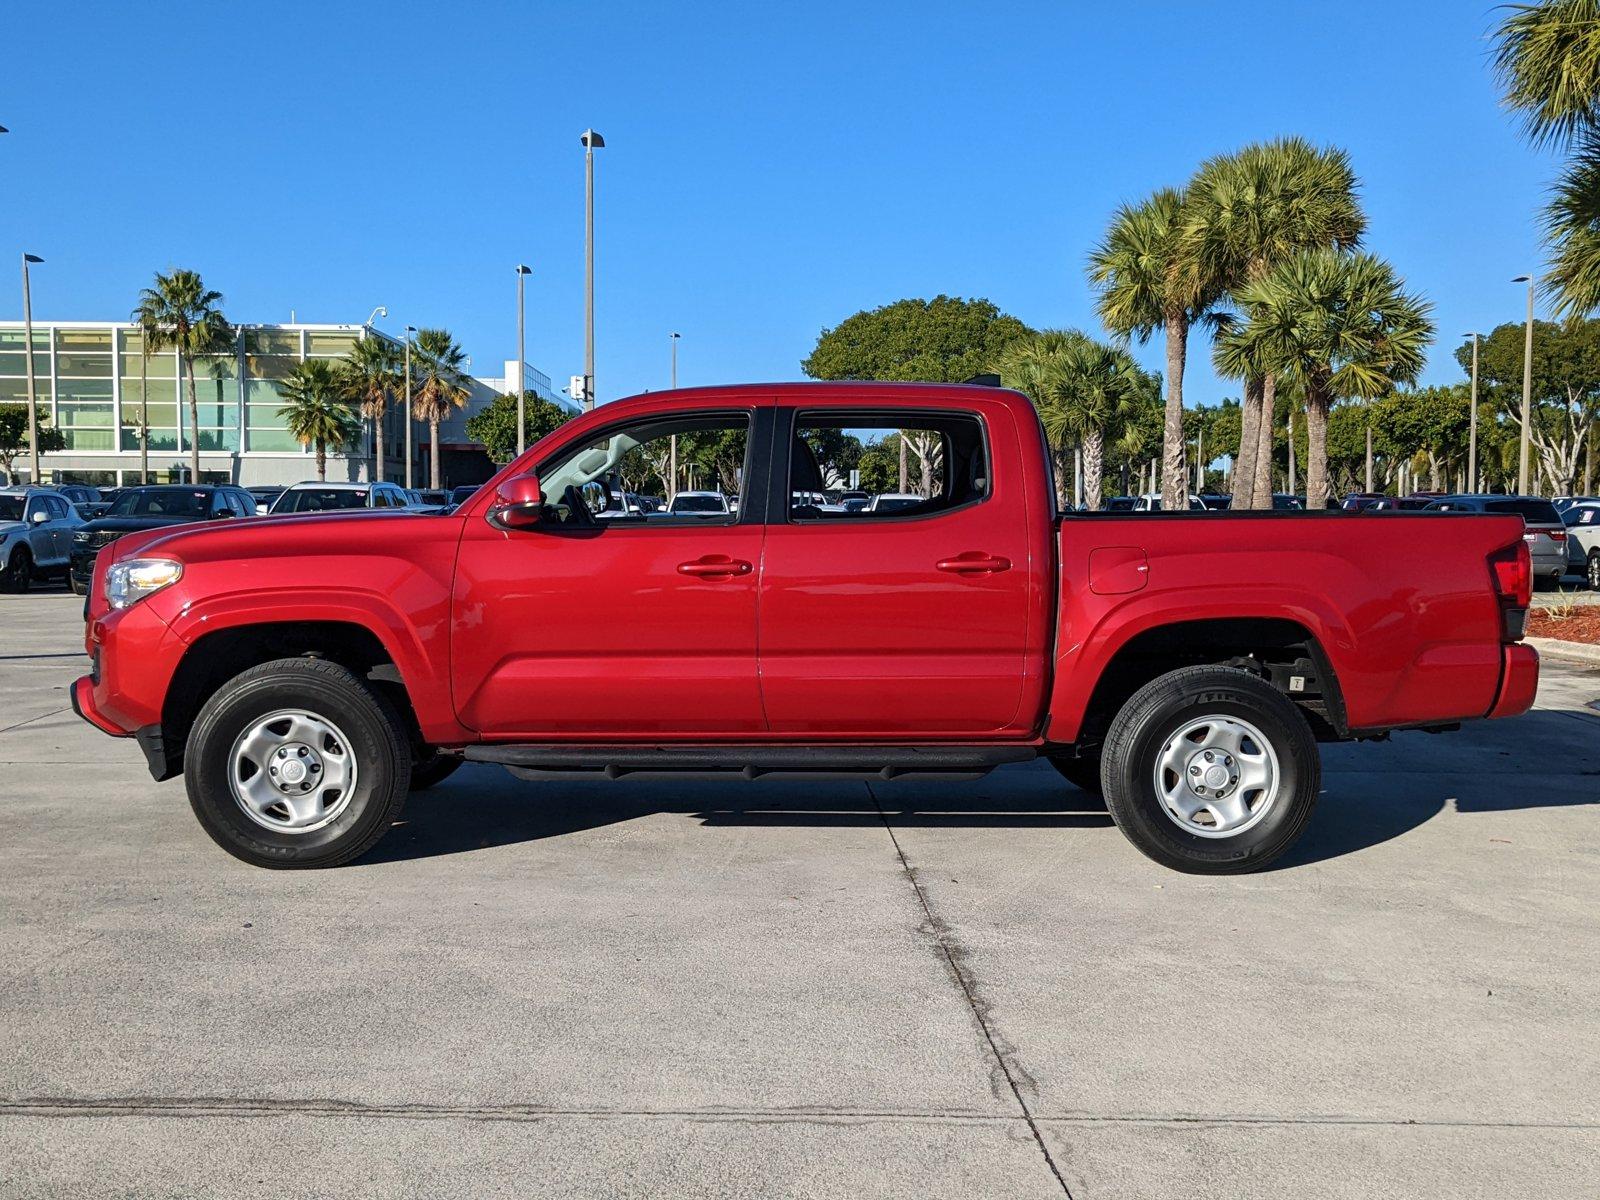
[786,411,988,521]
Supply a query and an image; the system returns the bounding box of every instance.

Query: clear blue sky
[0,0,1557,406]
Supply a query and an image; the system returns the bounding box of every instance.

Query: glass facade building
[0,321,565,488]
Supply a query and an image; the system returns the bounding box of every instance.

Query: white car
[1130,492,1209,512]
[666,491,730,516]
[1563,500,1600,589]
[269,481,416,514]
[866,493,925,513]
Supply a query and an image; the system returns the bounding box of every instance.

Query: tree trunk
[898,435,907,493]
[1305,392,1330,510]
[185,355,200,483]
[1161,313,1188,512]
[430,417,441,490]
[374,401,385,483]
[316,438,327,481]
[1364,420,1372,493]
[1233,376,1262,511]
[1082,427,1105,512]
[1251,374,1277,509]
[1052,446,1070,509]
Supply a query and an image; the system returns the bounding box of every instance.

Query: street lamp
[20,254,43,484]
[403,325,417,490]
[581,129,604,411]
[1463,332,1483,493]
[515,264,532,455]
[364,305,388,327]
[1512,275,1535,494]
[669,332,681,499]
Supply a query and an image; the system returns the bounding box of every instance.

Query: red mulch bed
[1528,609,1600,645]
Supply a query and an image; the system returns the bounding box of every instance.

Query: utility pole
[403,326,416,490]
[1194,428,1204,494]
[1464,332,1481,493]
[1365,423,1373,494]
[1513,275,1535,494]
[515,264,531,455]
[1287,411,1296,495]
[581,130,604,411]
[21,254,43,484]
[668,333,681,499]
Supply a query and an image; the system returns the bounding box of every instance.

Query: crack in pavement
[867,781,1075,1198]
[0,707,69,737]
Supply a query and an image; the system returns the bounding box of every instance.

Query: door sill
[460,742,1036,782]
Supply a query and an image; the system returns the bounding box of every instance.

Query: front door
[451,407,771,739]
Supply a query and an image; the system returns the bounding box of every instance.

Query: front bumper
[1487,643,1540,720]
[72,600,185,739]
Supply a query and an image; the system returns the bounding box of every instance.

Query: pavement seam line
[868,782,1075,1199]
[0,707,69,737]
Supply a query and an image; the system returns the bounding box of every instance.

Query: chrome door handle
[936,553,1011,575]
[677,556,753,578]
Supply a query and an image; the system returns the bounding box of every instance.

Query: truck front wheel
[184,657,411,869]
[1100,665,1320,874]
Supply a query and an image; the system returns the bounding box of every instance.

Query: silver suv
[0,487,85,592]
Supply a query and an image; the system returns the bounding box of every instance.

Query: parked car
[1271,494,1304,511]
[1422,495,1568,587]
[70,484,257,595]
[1366,495,1437,512]
[246,486,284,515]
[0,487,83,591]
[49,483,109,519]
[1562,500,1600,588]
[839,489,869,506]
[1102,496,1137,512]
[1554,496,1600,514]
[1198,494,1232,511]
[73,382,1540,875]
[1130,493,1208,512]
[666,490,730,515]
[1340,492,1388,512]
[866,492,925,513]
[447,484,483,511]
[270,481,415,514]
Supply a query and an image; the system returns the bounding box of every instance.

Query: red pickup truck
[72,383,1539,874]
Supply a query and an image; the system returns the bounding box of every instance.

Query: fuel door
[1089,546,1149,595]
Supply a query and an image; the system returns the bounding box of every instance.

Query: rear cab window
[785,410,989,522]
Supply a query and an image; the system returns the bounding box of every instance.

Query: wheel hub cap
[229,710,357,834]
[1155,714,1280,839]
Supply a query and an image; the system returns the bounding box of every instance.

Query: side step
[460,743,1037,782]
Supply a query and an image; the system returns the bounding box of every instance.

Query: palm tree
[1184,138,1365,507]
[1216,250,1433,509]
[994,330,1149,511]
[339,335,402,482]
[278,359,361,481]
[1089,188,1221,513]
[133,269,233,483]
[410,328,471,490]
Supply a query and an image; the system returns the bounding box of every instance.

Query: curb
[1526,636,1600,668]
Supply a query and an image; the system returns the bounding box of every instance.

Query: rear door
[451,404,774,738]
[755,401,1045,737]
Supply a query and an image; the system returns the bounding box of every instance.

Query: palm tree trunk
[374,403,385,483]
[316,438,327,481]
[430,417,441,490]
[1082,427,1105,512]
[1251,374,1277,509]
[1305,393,1330,510]
[185,355,200,483]
[1233,377,1263,510]
[1161,313,1188,512]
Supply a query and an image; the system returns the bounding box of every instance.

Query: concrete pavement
[2,587,1597,1198]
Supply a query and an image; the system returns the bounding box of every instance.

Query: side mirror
[490,473,545,530]
[580,480,607,516]
[31,509,50,524]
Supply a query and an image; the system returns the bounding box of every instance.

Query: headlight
[73,530,92,544]
[105,558,183,610]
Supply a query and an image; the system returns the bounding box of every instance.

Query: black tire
[69,574,89,596]
[184,657,411,869]
[410,752,463,791]
[1101,665,1320,875]
[1588,549,1600,592]
[1,547,32,593]
[1047,754,1103,797]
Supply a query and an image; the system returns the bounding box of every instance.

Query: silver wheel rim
[1154,713,1280,839]
[1590,554,1599,589]
[228,708,359,834]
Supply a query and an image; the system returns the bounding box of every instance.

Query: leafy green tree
[339,336,402,481]
[1373,386,1471,491]
[855,435,903,494]
[1089,188,1223,512]
[801,427,864,487]
[1186,138,1366,508]
[802,295,1029,382]
[133,269,233,483]
[278,360,361,480]
[0,404,65,483]
[1216,250,1432,508]
[466,391,575,464]
[1494,1,1600,317]
[410,328,471,490]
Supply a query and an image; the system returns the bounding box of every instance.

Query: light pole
[581,129,604,411]
[364,307,387,479]
[515,264,532,455]
[21,254,43,484]
[403,325,416,490]
[669,332,680,499]
[1463,332,1482,493]
[1512,275,1535,494]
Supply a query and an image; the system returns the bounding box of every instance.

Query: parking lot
[2,585,1598,1199]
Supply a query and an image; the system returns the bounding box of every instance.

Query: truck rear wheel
[1100,665,1319,874]
[184,657,411,869]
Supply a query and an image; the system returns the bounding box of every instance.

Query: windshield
[671,495,725,512]
[108,488,211,518]
[0,496,24,521]
[275,488,368,513]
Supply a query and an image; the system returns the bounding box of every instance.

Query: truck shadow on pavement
[360,707,1598,869]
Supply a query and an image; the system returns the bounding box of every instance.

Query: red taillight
[1549,529,1566,544]
[1489,541,1532,609]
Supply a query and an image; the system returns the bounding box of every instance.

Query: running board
[460,743,1037,782]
